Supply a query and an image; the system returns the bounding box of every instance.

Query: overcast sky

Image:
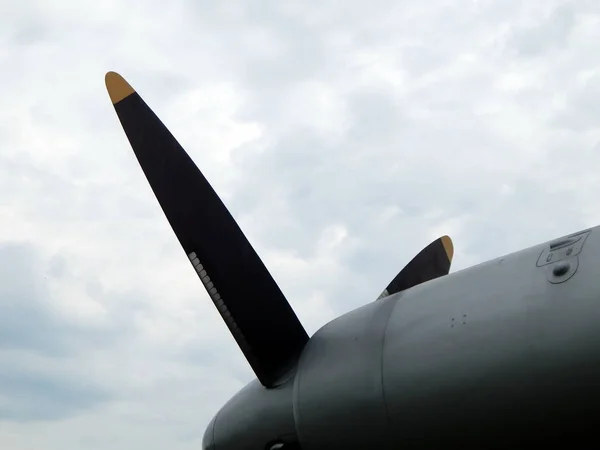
[1,1,600,448]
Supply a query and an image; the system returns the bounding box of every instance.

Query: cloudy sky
[1,0,600,448]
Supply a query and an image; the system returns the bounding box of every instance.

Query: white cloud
[1,0,600,448]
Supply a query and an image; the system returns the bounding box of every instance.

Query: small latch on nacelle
[537,230,591,267]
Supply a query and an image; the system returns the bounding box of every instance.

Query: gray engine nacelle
[202,375,298,450]
[203,294,398,450]
[293,296,396,449]
[205,227,600,449]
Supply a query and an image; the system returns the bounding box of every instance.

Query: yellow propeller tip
[105,71,135,104]
[441,235,454,261]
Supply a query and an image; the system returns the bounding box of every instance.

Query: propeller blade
[377,235,454,299]
[105,71,308,387]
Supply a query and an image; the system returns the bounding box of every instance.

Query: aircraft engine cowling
[206,227,600,449]
[203,296,397,450]
[294,227,600,447]
[292,296,397,449]
[202,375,299,450]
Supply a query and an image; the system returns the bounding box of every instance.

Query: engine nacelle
[205,227,600,449]
[202,376,298,450]
[292,297,396,449]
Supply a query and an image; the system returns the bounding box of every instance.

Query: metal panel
[293,297,397,449]
[382,227,600,446]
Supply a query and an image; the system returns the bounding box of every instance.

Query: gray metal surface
[293,296,397,449]
[204,377,298,450]
[204,226,600,449]
[382,227,600,446]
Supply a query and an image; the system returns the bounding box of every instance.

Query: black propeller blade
[377,235,454,299]
[105,72,308,387]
